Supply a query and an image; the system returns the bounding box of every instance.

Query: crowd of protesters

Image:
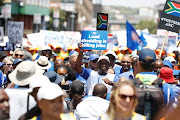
[0,41,180,120]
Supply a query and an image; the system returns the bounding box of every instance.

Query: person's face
[57,67,68,80]
[69,57,77,71]
[14,51,24,60]
[3,60,13,73]
[107,54,116,67]
[154,61,163,73]
[38,96,63,119]
[0,90,10,120]
[118,85,135,114]
[121,56,131,72]
[89,58,98,71]
[98,59,110,75]
[41,50,52,59]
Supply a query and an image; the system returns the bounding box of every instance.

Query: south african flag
[165,1,180,17]
[97,13,108,30]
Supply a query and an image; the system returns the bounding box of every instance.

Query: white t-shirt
[5,88,36,120]
[74,96,110,120]
[80,67,116,95]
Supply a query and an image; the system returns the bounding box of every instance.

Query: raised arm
[75,43,84,74]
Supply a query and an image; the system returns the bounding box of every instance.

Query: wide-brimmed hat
[37,83,68,100]
[44,71,62,84]
[37,46,52,55]
[34,56,51,70]
[159,67,175,83]
[9,61,44,86]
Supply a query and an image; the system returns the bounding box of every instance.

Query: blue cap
[69,50,79,56]
[139,49,156,63]
[163,60,173,69]
[89,53,99,61]
[0,62,5,67]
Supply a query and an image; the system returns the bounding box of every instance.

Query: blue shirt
[118,71,134,80]
[113,64,122,75]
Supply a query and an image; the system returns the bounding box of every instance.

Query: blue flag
[126,21,147,51]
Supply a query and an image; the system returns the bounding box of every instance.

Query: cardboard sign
[158,0,180,33]
[81,30,108,50]
[97,13,108,30]
[0,27,4,43]
[8,21,24,45]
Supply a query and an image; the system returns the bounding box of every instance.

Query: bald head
[0,90,9,120]
[93,84,107,99]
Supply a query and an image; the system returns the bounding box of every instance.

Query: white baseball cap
[37,83,68,100]
[164,56,176,62]
[105,50,118,59]
[29,75,51,92]
[98,56,110,63]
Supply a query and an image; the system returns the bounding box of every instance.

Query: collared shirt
[117,71,134,81]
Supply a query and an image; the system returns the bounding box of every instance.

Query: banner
[97,13,108,30]
[40,30,62,47]
[81,30,108,50]
[8,21,24,45]
[158,0,180,33]
[126,21,147,51]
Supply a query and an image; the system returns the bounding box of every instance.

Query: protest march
[0,0,180,120]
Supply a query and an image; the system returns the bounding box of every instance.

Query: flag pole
[159,31,169,57]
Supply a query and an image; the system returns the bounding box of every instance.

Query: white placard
[1,4,11,18]
[40,30,63,47]
[27,33,44,48]
[60,31,81,49]
[8,21,24,45]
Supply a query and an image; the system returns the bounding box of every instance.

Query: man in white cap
[31,83,75,120]
[75,43,118,96]
[19,75,51,120]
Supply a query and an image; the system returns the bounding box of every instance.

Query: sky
[102,0,167,8]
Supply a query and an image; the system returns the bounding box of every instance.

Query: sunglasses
[121,61,131,64]
[119,94,136,101]
[92,59,98,63]
[6,64,13,66]
[42,50,52,54]
[15,54,24,57]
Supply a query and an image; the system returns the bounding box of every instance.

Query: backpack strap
[133,78,143,86]
[152,77,163,85]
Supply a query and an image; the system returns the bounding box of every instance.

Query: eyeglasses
[42,50,52,54]
[15,54,24,57]
[121,61,131,64]
[92,59,98,63]
[119,94,136,101]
